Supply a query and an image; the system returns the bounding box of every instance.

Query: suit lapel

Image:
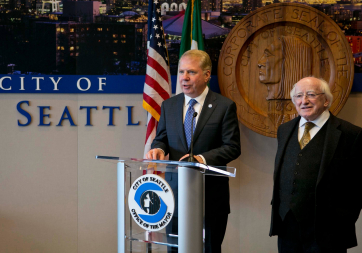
[192,90,217,148]
[175,94,188,152]
[274,117,300,181]
[317,114,341,186]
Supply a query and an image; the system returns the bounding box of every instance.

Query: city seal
[128,174,175,231]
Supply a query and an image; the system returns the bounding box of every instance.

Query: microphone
[188,112,198,162]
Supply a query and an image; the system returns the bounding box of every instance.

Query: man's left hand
[178,154,205,164]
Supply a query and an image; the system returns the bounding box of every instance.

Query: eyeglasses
[293,92,325,100]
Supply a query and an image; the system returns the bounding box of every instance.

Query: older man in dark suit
[146,49,241,253]
[270,76,362,253]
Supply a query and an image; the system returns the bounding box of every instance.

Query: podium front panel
[96,157,236,253]
[124,162,180,252]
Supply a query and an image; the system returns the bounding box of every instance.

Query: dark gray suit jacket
[151,89,241,215]
[270,113,362,249]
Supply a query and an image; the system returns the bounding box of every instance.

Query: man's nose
[301,95,310,104]
[181,72,189,80]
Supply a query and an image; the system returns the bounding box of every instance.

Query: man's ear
[324,99,330,108]
[204,70,211,83]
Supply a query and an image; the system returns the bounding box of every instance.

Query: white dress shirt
[183,86,209,124]
[298,110,330,141]
[183,86,209,164]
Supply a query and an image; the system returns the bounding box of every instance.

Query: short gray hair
[180,49,212,73]
[290,77,333,109]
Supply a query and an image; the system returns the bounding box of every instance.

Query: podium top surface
[95,156,236,177]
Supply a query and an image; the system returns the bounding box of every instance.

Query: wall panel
[0,93,361,252]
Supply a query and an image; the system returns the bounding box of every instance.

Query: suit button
[291,191,294,195]
[293,181,296,185]
[295,171,298,175]
[296,162,299,165]
[299,154,302,157]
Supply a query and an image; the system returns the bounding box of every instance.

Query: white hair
[290,77,333,109]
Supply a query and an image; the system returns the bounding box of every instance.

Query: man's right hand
[145,149,165,160]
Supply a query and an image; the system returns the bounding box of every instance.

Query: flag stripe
[145,116,157,144]
[143,83,165,107]
[145,62,170,96]
[147,56,169,85]
[143,114,157,158]
[148,47,170,80]
[143,93,161,113]
[143,95,161,121]
[190,0,194,42]
[145,74,169,101]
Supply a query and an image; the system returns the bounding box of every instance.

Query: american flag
[143,0,172,158]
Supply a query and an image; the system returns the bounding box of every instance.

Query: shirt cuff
[156,148,165,156]
[197,154,207,165]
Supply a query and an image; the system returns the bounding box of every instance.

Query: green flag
[179,0,204,55]
[176,0,205,94]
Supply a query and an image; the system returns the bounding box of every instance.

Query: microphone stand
[188,112,198,162]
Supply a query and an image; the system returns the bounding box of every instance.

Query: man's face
[178,56,210,98]
[257,40,283,84]
[294,78,329,121]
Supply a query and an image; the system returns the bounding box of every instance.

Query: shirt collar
[184,86,209,107]
[299,110,330,128]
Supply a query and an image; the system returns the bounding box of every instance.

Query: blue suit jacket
[151,89,241,215]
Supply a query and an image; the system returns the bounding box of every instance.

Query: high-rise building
[243,0,262,12]
[0,0,14,9]
[63,1,106,22]
[201,0,221,11]
[32,21,147,74]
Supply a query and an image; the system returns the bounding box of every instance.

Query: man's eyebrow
[296,89,316,92]
[180,68,196,72]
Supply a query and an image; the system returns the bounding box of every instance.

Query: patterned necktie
[299,122,315,149]
[184,99,197,149]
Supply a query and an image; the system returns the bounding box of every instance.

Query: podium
[96,157,236,253]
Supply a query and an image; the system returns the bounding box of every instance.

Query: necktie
[184,99,197,149]
[299,122,315,149]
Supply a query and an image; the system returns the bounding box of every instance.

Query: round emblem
[128,174,174,231]
[218,3,354,138]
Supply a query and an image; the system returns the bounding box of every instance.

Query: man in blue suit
[146,50,241,253]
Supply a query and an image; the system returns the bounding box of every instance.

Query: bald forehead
[296,77,322,91]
